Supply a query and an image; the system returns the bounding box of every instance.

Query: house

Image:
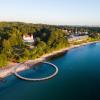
[63,29,68,33]
[22,34,34,43]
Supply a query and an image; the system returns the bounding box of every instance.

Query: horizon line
[0,20,100,27]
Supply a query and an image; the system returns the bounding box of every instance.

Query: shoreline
[0,41,99,79]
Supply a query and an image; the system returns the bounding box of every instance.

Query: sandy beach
[0,41,99,79]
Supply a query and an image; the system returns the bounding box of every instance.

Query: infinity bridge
[13,61,58,81]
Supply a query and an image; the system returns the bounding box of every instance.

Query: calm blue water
[0,43,100,100]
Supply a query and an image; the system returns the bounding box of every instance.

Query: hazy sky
[0,0,100,25]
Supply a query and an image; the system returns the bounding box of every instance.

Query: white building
[63,29,68,33]
[68,35,89,42]
[23,34,34,43]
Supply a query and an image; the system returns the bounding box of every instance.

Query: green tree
[16,31,23,47]
[9,33,18,46]
[2,39,12,58]
[24,49,30,57]
[0,53,7,67]
[48,29,68,49]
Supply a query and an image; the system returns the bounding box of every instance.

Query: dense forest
[0,22,100,67]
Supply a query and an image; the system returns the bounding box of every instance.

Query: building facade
[23,34,34,43]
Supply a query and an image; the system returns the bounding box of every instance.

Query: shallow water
[0,43,100,100]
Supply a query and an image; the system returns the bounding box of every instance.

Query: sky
[0,0,100,25]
